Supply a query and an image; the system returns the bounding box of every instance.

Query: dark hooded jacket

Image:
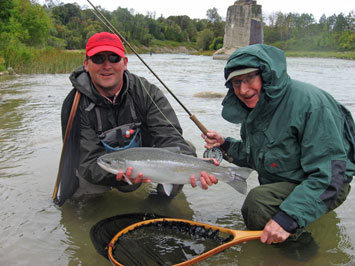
[56,66,195,205]
[221,44,355,230]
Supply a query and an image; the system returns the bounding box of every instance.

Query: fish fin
[162,184,174,196]
[97,158,118,175]
[123,174,133,185]
[226,179,247,194]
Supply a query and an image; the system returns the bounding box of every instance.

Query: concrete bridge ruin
[213,0,263,60]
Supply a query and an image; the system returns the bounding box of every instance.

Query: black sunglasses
[89,53,122,64]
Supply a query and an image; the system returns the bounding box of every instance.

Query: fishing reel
[203,147,224,164]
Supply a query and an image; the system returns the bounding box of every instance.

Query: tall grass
[6,47,85,74]
[2,40,198,74]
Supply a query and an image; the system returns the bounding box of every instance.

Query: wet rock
[0,67,19,76]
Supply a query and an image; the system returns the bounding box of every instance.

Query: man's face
[231,71,262,108]
[84,51,128,97]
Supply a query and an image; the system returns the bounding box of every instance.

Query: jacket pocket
[264,153,301,175]
[263,127,302,177]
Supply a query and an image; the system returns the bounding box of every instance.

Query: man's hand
[260,219,291,244]
[190,171,218,189]
[116,167,151,184]
[202,130,225,149]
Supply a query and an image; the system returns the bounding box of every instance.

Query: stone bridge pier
[213,0,263,60]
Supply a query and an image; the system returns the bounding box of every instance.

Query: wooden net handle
[52,90,81,200]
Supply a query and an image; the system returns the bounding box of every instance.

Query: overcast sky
[49,0,354,21]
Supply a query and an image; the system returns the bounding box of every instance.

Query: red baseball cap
[86,32,125,57]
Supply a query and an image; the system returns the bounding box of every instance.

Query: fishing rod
[86,0,208,132]
[86,0,232,163]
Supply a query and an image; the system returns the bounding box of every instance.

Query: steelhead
[97,147,253,195]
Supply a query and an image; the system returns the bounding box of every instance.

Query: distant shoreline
[192,50,355,60]
[124,44,355,60]
[1,48,354,75]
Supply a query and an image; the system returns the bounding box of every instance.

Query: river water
[0,54,354,266]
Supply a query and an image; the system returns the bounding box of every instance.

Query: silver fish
[97,147,253,196]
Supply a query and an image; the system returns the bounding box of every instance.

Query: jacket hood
[69,66,97,102]
[69,66,130,106]
[222,44,291,124]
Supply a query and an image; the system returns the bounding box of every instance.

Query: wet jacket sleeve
[277,106,350,229]
[221,123,251,167]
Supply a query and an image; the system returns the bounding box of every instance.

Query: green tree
[346,11,355,31]
[50,3,84,49]
[193,18,209,32]
[2,0,51,47]
[132,14,152,45]
[166,15,197,42]
[206,7,224,38]
[0,0,14,24]
[164,19,185,42]
[146,17,165,40]
[196,28,214,50]
[333,13,349,32]
[206,7,221,23]
[209,36,223,50]
[111,7,134,42]
[51,3,81,25]
[338,30,355,50]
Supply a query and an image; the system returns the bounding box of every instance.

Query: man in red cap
[56,32,196,205]
[84,32,127,102]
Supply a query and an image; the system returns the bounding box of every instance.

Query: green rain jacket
[221,44,355,231]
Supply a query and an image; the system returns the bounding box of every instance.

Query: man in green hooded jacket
[195,44,355,244]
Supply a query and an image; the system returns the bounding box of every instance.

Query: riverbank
[1,47,354,75]
[0,67,17,76]
[193,50,355,60]
[0,67,19,82]
[284,50,355,60]
[141,40,198,54]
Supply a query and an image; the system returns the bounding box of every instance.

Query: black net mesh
[90,213,233,266]
[90,213,165,258]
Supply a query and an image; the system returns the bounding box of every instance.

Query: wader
[241,181,351,231]
[75,96,143,196]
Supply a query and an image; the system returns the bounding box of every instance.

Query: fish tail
[229,167,253,181]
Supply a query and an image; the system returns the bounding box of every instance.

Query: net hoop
[108,218,262,266]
